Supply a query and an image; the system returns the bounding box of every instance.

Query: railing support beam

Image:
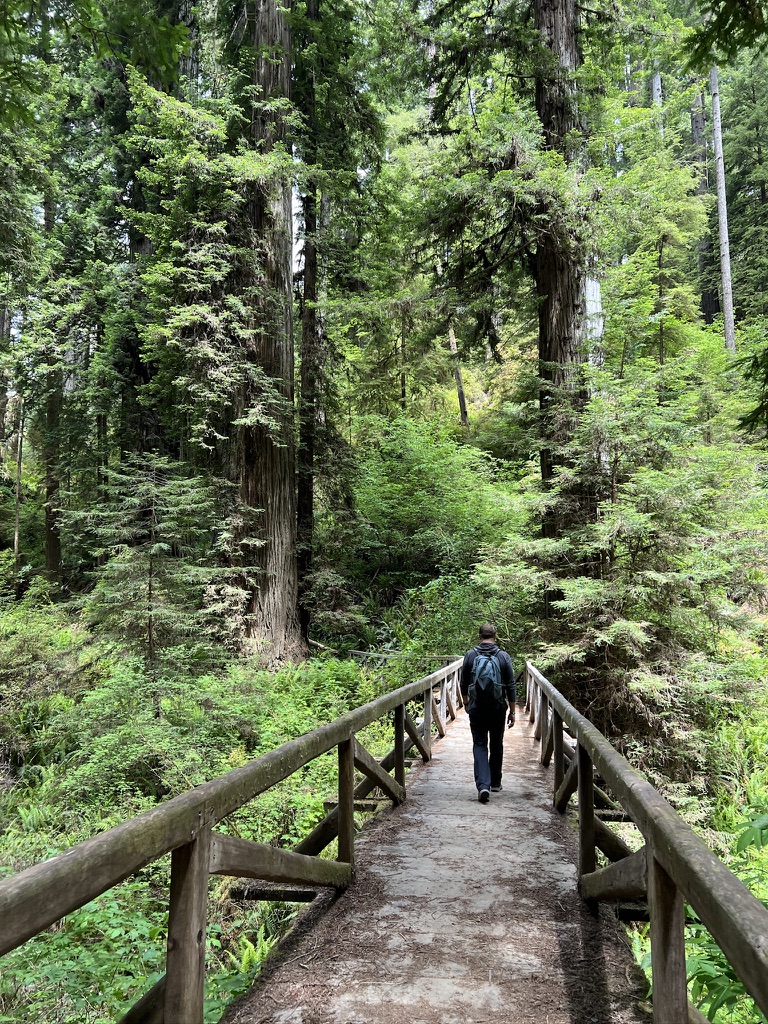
[164,822,211,1024]
[649,853,688,1024]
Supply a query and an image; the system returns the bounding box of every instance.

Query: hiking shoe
[490,784,502,792]
[478,789,490,803]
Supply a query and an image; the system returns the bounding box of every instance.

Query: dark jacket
[460,642,516,710]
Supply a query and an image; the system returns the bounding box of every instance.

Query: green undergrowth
[0,595,404,1024]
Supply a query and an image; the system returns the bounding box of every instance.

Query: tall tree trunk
[13,398,24,597]
[297,0,320,643]
[534,0,585,519]
[238,0,301,659]
[709,65,736,352]
[447,324,469,429]
[691,90,720,324]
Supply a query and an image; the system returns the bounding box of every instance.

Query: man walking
[460,624,516,803]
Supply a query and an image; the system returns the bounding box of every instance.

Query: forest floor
[222,710,650,1024]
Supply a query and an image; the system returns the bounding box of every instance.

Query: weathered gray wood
[649,853,688,1024]
[353,740,406,805]
[431,695,446,738]
[295,749,397,858]
[577,744,596,876]
[164,824,211,1024]
[229,882,318,902]
[554,758,578,812]
[595,818,634,863]
[542,716,554,767]
[594,784,621,811]
[0,660,463,958]
[210,834,351,889]
[526,660,768,1018]
[533,690,542,738]
[580,847,647,902]
[553,709,564,793]
[338,739,355,865]
[118,976,165,1024]
[394,705,406,789]
[444,681,456,721]
[323,798,388,814]
[422,688,432,758]
[596,809,633,823]
[539,694,549,760]
[528,677,536,722]
[404,711,430,763]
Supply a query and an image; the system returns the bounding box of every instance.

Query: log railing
[525,661,768,1024]
[0,660,464,1024]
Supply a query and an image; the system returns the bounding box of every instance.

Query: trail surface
[223,711,648,1024]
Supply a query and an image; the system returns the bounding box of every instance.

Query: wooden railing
[525,662,768,1024]
[0,660,464,1024]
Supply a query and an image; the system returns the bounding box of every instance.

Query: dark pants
[469,705,506,792]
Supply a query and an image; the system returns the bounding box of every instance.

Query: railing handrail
[526,661,768,1020]
[0,659,463,959]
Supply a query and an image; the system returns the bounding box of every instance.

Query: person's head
[478,623,497,642]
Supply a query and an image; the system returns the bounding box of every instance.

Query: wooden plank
[422,688,432,758]
[229,882,318,902]
[431,695,446,738]
[209,834,351,889]
[595,818,634,862]
[322,799,387,813]
[553,709,564,794]
[542,716,554,767]
[354,740,406,805]
[538,693,549,752]
[338,739,355,866]
[164,825,211,1024]
[394,705,406,789]
[649,853,688,1024]
[444,681,456,721]
[118,976,165,1024]
[580,847,647,902]
[404,710,430,763]
[577,744,596,877]
[554,758,578,812]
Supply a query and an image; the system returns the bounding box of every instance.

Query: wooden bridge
[1,660,767,1024]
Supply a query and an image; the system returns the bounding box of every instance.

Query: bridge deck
[223,712,647,1024]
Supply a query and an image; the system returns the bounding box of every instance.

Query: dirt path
[223,711,649,1024]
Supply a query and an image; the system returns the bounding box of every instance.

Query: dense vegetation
[1,0,768,1021]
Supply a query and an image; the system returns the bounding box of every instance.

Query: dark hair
[478,623,497,640]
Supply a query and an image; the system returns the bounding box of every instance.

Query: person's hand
[507,710,515,728]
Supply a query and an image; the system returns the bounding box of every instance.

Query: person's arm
[460,651,473,708]
[503,654,516,727]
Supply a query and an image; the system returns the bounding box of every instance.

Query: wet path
[223,711,648,1024]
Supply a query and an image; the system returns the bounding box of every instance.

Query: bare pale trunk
[709,65,736,352]
[447,325,469,429]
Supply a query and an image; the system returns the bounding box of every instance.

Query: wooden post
[164,823,211,1024]
[422,688,432,759]
[539,694,549,761]
[553,709,564,794]
[524,668,531,713]
[338,738,355,865]
[577,743,596,876]
[649,853,688,1023]
[394,704,406,790]
[529,678,536,723]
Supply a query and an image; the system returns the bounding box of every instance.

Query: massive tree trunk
[709,65,736,352]
[297,0,320,643]
[534,0,586,527]
[238,0,301,659]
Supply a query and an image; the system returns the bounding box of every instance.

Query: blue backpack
[469,647,504,705]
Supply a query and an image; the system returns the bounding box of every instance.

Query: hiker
[460,623,516,803]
